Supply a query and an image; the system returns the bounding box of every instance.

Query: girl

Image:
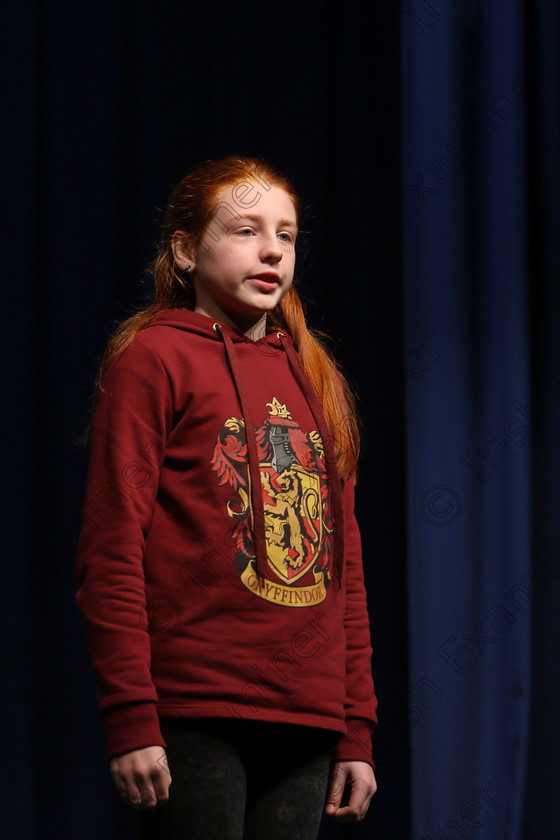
[75,156,378,840]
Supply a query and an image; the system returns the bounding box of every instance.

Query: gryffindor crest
[211,398,333,606]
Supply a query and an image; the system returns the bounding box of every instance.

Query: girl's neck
[193,303,268,342]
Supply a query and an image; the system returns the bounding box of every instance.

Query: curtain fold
[402,2,559,838]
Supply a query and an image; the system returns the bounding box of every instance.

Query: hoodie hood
[144,308,345,589]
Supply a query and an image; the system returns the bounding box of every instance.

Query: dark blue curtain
[1,2,558,839]
[402,2,559,839]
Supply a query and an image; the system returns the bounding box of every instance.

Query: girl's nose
[260,233,283,262]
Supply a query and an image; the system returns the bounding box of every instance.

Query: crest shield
[259,463,323,584]
[211,397,333,606]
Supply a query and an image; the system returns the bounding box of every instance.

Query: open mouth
[250,275,279,291]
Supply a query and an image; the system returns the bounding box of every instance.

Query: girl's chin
[241,293,282,312]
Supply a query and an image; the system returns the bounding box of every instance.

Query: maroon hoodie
[75,308,378,766]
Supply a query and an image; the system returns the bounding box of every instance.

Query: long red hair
[75,156,361,480]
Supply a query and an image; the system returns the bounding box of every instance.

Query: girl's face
[175,184,298,336]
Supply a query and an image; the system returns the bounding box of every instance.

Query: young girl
[75,156,378,840]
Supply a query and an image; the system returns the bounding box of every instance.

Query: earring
[184,265,191,273]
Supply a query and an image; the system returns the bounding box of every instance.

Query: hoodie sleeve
[330,477,378,768]
[75,336,172,760]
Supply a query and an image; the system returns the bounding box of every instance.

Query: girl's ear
[171,231,196,270]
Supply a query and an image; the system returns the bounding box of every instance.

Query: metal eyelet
[213,322,222,332]
[276,332,285,339]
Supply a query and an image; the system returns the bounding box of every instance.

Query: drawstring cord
[214,324,269,585]
[279,336,345,589]
[213,323,345,592]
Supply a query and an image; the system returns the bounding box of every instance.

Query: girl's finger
[325,765,348,814]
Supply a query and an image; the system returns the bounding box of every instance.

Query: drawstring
[279,337,345,589]
[213,323,345,592]
[214,324,269,585]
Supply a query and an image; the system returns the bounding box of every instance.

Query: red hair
[76,156,361,480]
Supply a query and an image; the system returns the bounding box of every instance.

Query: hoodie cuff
[330,718,375,769]
[102,701,166,760]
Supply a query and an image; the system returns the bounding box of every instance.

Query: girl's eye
[236,227,295,242]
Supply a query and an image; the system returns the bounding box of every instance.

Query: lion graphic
[261,468,319,570]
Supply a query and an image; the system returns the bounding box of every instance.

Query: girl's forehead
[213,181,297,223]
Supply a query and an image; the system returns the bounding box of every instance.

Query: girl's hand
[110,746,171,809]
[325,760,377,822]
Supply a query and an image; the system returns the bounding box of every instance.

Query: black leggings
[135,717,339,840]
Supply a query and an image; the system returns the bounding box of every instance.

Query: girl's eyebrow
[236,213,298,229]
